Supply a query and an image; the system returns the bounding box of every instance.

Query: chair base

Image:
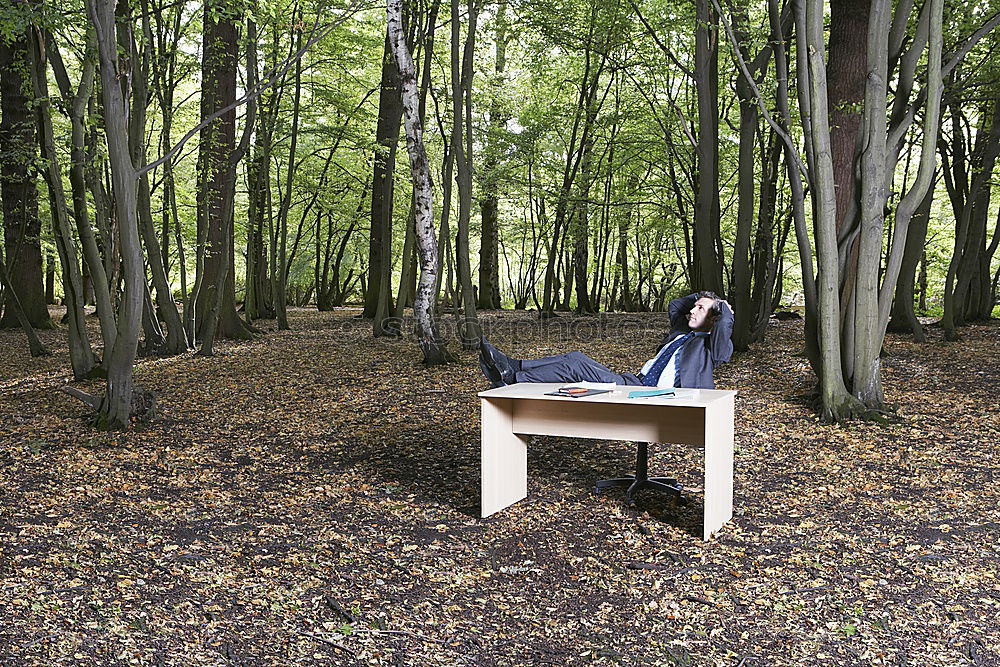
[595,441,685,506]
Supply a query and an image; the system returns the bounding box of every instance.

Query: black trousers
[514,351,643,385]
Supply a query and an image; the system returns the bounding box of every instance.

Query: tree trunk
[950,101,1000,326]
[730,21,759,351]
[28,27,96,378]
[477,0,506,311]
[245,50,279,321]
[0,31,51,329]
[127,0,187,355]
[88,0,146,429]
[777,0,819,368]
[693,0,724,295]
[194,0,251,342]
[572,73,597,314]
[940,99,997,337]
[365,30,403,328]
[387,0,448,364]
[275,17,303,332]
[46,29,118,352]
[887,182,933,341]
[827,0,870,243]
[748,131,785,342]
[392,199,417,323]
[848,0,891,408]
[0,253,49,356]
[452,0,482,347]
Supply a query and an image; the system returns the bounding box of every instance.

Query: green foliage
[19,0,997,317]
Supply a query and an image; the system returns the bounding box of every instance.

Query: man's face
[687,297,717,331]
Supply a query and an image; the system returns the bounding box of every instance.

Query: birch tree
[387,0,448,363]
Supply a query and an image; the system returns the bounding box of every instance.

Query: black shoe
[480,337,516,386]
[479,345,504,387]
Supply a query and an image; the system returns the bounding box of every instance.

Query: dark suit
[515,351,643,385]
[512,294,734,388]
[656,293,734,389]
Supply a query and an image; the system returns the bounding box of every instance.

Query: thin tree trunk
[387,0,448,364]
[274,17,303,331]
[452,0,482,347]
[730,18,759,351]
[46,29,118,351]
[849,0,890,408]
[951,101,1000,324]
[887,182,933,341]
[0,253,49,356]
[693,0,723,294]
[28,27,96,378]
[477,0,506,310]
[125,0,186,355]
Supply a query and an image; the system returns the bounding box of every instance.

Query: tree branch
[943,11,1000,78]
[628,0,694,79]
[137,0,368,177]
[711,0,810,184]
[61,386,102,410]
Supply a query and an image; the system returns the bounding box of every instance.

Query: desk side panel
[702,394,735,539]
[481,398,529,517]
[510,400,705,446]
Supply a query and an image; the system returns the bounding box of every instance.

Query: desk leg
[702,396,735,540]
[481,398,529,517]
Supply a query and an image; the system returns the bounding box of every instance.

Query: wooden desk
[478,383,736,540]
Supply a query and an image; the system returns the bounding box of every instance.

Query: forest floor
[1,307,998,667]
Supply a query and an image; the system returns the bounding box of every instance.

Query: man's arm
[709,300,734,364]
[657,293,699,350]
[668,293,699,331]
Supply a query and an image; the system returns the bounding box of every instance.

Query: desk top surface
[478,383,736,407]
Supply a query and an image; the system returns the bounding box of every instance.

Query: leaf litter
[0,308,998,666]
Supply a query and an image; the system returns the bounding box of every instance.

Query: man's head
[687,291,722,332]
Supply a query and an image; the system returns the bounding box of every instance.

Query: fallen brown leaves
[1,308,998,666]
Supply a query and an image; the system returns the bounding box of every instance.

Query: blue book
[628,389,676,399]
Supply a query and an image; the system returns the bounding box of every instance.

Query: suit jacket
[655,293,734,389]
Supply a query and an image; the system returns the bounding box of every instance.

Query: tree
[451,0,483,346]
[27,25,96,378]
[727,3,791,351]
[46,28,119,354]
[77,0,149,428]
[692,0,724,295]
[476,0,508,310]
[798,0,944,418]
[0,252,49,356]
[715,0,987,419]
[0,26,51,329]
[365,29,403,334]
[941,98,1000,337]
[887,180,934,342]
[387,0,448,363]
[127,0,188,355]
[193,0,254,343]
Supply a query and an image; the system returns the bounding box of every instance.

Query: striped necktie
[641,332,695,387]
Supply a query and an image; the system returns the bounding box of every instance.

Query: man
[479,292,734,390]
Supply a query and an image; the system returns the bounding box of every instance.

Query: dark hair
[697,291,723,323]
